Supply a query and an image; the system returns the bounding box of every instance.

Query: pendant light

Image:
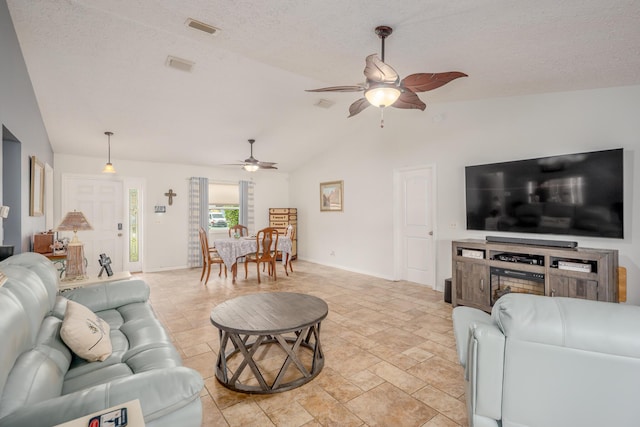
[102,131,116,173]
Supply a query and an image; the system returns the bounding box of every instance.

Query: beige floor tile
[139,260,466,427]
[221,400,276,427]
[346,382,438,426]
[266,401,315,427]
[413,385,468,425]
[407,357,466,398]
[421,413,463,427]
[368,360,427,394]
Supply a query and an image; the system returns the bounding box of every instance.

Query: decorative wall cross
[164,189,177,205]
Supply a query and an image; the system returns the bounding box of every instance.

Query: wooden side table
[44,252,68,278]
[59,270,132,291]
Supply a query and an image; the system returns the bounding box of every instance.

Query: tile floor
[138,260,468,427]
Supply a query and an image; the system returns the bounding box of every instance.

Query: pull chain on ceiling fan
[306,25,468,127]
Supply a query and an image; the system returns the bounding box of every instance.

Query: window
[209,183,239,229]
[128,189,139,262]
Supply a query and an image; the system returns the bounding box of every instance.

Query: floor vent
[166,56,194,72]
[185,18,220,36]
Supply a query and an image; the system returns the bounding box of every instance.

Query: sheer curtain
[188,177,209,267]
[239,180,255,234]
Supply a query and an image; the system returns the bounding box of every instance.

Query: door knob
[429,231,433,236]
[117,233,123,237]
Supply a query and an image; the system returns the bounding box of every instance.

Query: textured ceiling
[7,0,640,171]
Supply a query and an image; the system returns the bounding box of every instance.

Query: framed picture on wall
[320,180,343,212]
[30,156,44,216]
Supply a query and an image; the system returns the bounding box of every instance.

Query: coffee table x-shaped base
[215,322,324,394]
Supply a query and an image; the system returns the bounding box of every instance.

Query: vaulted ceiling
[7,0,640,171]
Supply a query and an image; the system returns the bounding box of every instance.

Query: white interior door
[61,175,123,275]
[394,167,436,287]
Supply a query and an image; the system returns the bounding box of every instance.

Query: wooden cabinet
[454,260,490,310]
[452,239,619,312]
[33,232,54,253]
[269,208,297,259]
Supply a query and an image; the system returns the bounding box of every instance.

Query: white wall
[290,85,640,304]
[54,154,290,272]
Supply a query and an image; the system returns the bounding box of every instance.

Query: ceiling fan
[229,139,277,172]
[306,25,467,127]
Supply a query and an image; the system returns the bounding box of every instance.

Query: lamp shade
[365,84,401,108]
[56,210,93,244]
[243,164,260,172]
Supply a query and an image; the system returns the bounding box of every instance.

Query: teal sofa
[0,253,203,427]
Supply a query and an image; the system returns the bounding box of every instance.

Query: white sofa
[453,293,640,427]
[0,253,203,427]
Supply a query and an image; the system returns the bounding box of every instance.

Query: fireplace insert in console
[490,266,545,305]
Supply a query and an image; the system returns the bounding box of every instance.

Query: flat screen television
[465,148,623,238]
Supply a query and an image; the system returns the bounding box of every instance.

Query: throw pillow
[60,300,112,362]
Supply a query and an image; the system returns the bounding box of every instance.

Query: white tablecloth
[213,236,292,271]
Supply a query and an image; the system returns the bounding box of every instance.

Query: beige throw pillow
[60,300,112,362]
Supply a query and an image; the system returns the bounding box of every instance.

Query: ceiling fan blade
[401,72,467,93]
[259,165,278,170]
[391,90,426,111]
[364,54,399,84]
[348,98,370,117]
[257,161,277,167]
[306,85,365,93]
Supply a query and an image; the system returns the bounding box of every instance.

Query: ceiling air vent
[314,99,335,109]
[185,18,220,36]
[166,56,194,72]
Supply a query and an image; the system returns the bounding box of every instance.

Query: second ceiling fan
[229,139,277,172]
[307,25,467,126]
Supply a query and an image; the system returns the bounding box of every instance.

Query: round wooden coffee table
[210,292,328,394]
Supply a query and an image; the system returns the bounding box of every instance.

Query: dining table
[213,236,292,283]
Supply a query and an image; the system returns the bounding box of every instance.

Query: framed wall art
[30,156,44,216]
[320,180,343,212]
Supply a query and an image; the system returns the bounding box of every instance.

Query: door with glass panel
[61,174,124,275]
[61,175,143,274]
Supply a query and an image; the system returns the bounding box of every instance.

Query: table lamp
[56,210,93,279]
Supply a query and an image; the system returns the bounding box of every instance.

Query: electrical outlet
[449,222,457,229]
[330,250,335,256]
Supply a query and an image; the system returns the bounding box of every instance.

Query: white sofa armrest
[467,322,505,422]
[452,306,492,368]
[453,306,505,425]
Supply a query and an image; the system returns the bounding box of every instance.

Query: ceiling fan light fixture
[365,84,401,108]
[243,164,260,172]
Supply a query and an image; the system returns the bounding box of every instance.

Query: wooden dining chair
[228,224,248,238]
[244,227,279,284]
[199,227,227,284]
